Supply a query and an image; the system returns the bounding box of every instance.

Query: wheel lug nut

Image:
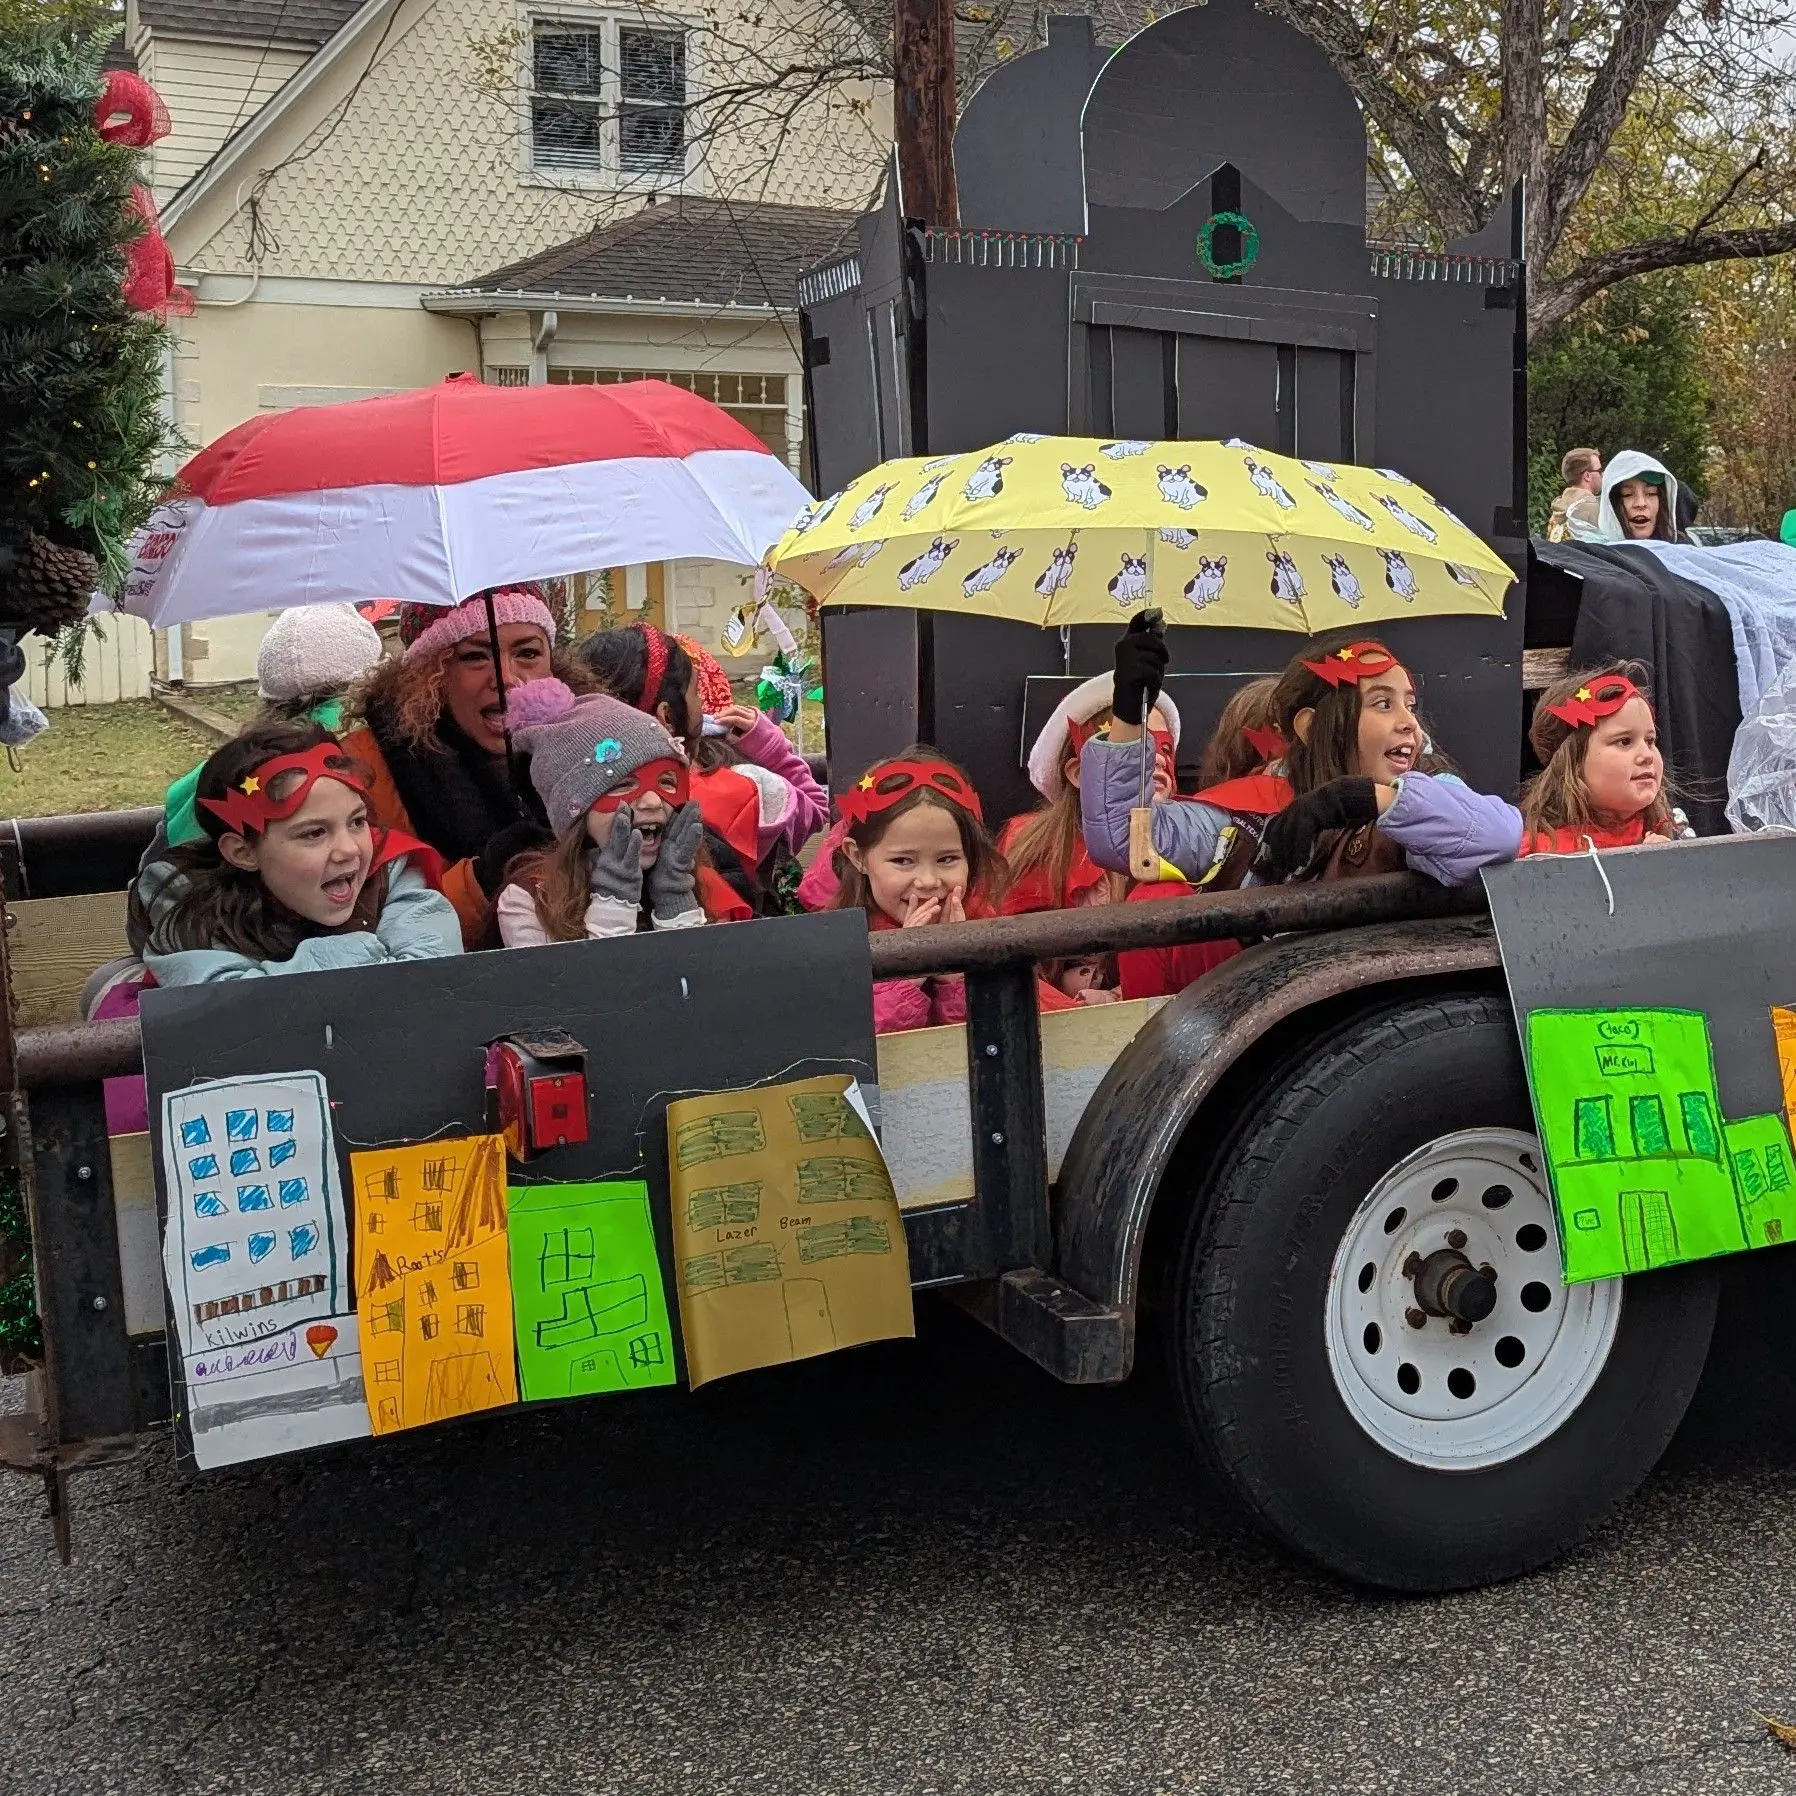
[1401,1253,1422,1278]
[1446,1229,1467,1249]
[1448,1318,1472,1336]
[1406,1307,1427,1329]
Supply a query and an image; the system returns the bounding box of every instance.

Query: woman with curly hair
[340,586,582,943]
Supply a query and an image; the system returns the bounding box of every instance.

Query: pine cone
[5,532,97,635]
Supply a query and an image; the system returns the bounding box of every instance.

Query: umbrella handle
[1129,607,1165,883]
[484,590,526,799]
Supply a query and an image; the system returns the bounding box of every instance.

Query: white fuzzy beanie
[256,604,385,701]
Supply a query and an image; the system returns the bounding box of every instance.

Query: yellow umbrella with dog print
[766,436,1513,630]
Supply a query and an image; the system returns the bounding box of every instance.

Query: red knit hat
[677,635,735,713]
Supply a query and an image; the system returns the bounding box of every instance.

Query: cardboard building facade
[800,0,1528,821]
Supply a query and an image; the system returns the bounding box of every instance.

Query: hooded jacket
[1583,450,1682,545]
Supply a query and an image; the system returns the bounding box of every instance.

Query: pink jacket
[873,973,967,1033]
[731,711,830,862]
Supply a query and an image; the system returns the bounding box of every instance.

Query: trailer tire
[1170,989,1719,1593]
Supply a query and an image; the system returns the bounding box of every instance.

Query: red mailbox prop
[485,1030,589,1161]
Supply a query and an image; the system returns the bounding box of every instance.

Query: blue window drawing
[269,1138,298,1168]
[179,1117,212,1148]
[236,1184,271,1212]
[188,1153,219,1180]
[248,1231,276,1263]
[266,1109,294,1133]
[289,1224,319,1259]
[229,1148,260,1176]
[192,1191,226,1219]
[278,1177,309,1207]
[190,1243,230,1271]
[225,1109,258,1142]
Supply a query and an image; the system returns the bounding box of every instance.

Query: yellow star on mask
[1575,686,1592,702]
[241,775,261,795]
[857,773,875,791]
[1337,648,1354,661]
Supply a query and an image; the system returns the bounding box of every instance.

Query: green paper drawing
[507,1181,676,1399]
[1527,1008,1796,1282]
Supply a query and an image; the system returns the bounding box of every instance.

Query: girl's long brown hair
[826,747,1008,916]
[130,722,388,960]
[1197,676,1280,786]
[1003,783,1084,907]
[508,822,600,943]
[1520,661,1674,839]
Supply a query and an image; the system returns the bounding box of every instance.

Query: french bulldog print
[1307,480,1376,531]
[1034,544,1077,598]
[1157,526,1198,551]
[1107,554,1150,606]
[1005,432,1046,444]
[1375,467,1416,485]
[1301,460,1340,481]
[792,491,841,534]
[1443,562,1481,587]
[1378,547,1420,599]
[962,546,1024,596]
[1101,440,1151,459]
[1376,493,1438,542]
[1244,457,1298,510]
[962,455,1013,502]
[1322,552,1363,608]
[1184,555,1229,610]
[1061,463,1113,510]
[849,483,898,531]
[1223,437,1258,451]
[1267,548,1306,605]
[898,537,958,590]
[825,538,884,572]
[901,473,947,521]
[1156,465,1209,510]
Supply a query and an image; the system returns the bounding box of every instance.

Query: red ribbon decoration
[1301,640,1397,687]
[122,186,194,316]
[199,743,370,836]
[94,71,170,148]
[634,623,671,715]
[1543,674,1645,730]
[838,759,985,827]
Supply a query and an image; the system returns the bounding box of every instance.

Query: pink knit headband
[401,587,557,662]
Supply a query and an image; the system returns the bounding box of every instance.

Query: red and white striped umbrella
[119,375,811,626]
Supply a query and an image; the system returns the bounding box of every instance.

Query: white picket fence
[24,616,156,708]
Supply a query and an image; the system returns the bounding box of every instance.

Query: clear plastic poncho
[1726,658,1796,832]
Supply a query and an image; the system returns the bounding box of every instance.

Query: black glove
[1255,777,1381,881]
[473,818,555,896]
[1112,611,1169,726]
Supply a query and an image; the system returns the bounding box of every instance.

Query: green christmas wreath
[1197,210,1259,280]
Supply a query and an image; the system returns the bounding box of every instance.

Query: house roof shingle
[138,1,364,51]
[460,198,862,309]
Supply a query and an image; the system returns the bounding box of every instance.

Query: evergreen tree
[0,23,168,636]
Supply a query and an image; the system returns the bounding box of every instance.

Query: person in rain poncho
[1577,450,1683,544]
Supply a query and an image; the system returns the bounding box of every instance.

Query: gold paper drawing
[350,1134,518,1434]
[665,1075,913,1387]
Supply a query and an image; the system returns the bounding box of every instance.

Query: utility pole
[893,0,958,226]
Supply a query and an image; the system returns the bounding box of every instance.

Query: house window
[548,369,788,458]
[619,29,685,172]
[529,18,688,180]
[532,25,605,172]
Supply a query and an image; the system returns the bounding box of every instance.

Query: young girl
[1084,614,1522,888]
[494,679,750,946]
[577,624,827,910]
[826,750,1008,1032]
[1593,451,1682,544]
[130,722,462,985]
[1196,675,1284,787]
[1518,664,1691,853]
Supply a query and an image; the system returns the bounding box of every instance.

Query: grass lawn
[2,700,212,819]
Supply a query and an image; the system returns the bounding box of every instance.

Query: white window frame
[519,6,706,195]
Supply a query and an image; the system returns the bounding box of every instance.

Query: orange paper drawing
[1775,1007,1796,1126]
[350,1134,518,1435]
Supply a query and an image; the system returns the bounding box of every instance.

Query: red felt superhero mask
[839,759,985,827]
[1242,723,1287,762]
[588,756,691,814]
[1543,674,1646,729]
[1302,641,1398,686]
[198,743,369,836]
[1067,715,1176,779]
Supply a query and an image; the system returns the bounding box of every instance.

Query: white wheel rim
[1324,1127,1623,1470]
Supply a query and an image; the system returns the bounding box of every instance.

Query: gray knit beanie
[256,604,384,701]
[506,677,687,833]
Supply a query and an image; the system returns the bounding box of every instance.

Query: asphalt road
[8,1294,1796,1796]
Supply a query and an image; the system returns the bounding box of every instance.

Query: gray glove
[585,807,644,909]
[646,801,704,921]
